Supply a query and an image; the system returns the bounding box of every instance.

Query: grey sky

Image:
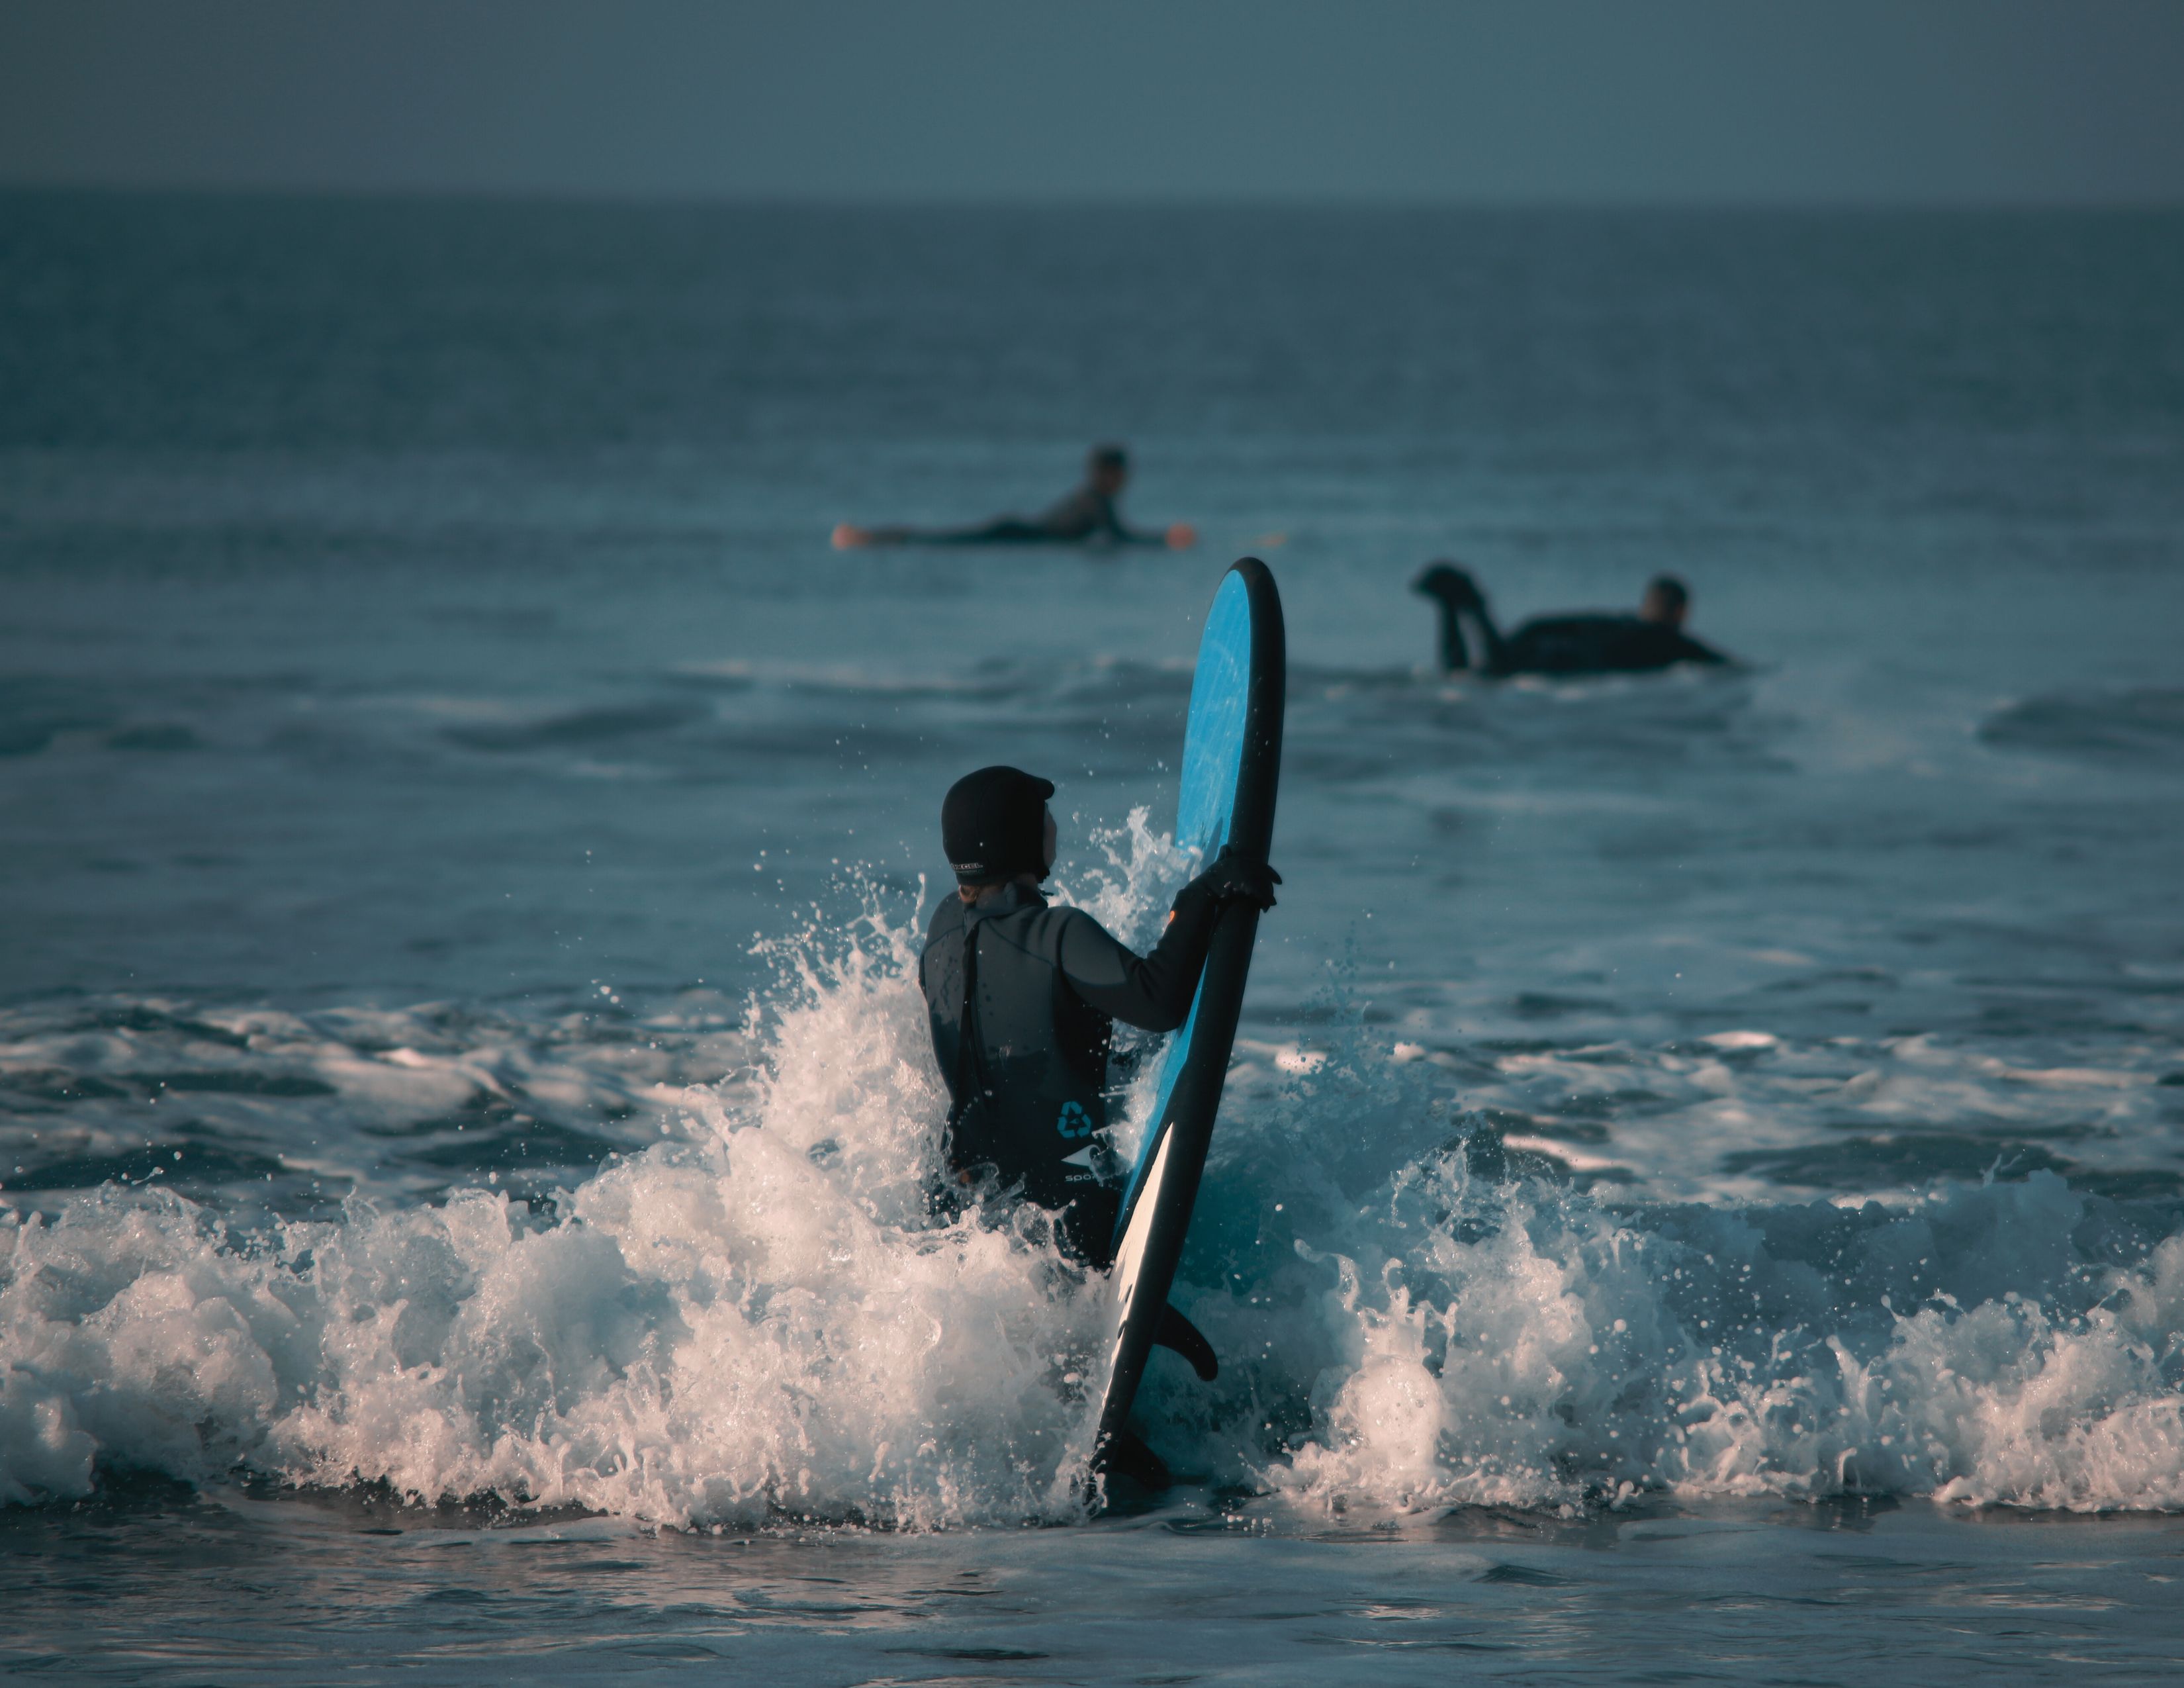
[3,0,2181,204]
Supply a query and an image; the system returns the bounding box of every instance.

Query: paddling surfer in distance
[919,765,1277,1268]
[835,445,1197,551]
[1414,563,1732,677]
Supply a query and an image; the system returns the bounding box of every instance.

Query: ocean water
[4,193,2184,1680]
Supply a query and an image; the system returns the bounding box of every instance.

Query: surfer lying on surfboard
[834,445,1196,551]
[1414,562,1732,676]
[918,765,1277,1268]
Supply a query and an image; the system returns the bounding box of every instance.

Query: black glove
[1177,845,1281,913]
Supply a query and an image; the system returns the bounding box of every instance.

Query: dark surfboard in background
[1091,557,1285,1494]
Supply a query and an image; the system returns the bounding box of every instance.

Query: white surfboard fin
[1155,1303,1218,1382]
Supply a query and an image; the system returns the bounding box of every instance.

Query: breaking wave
[5,821,2183,1523]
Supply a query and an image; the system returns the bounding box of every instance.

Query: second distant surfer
[835,445,1195,551]
[919,765,1276,1267]
[1413,562,1732,676]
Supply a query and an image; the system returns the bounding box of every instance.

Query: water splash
[1,888,1113,1527]
[5,876,2184,1522]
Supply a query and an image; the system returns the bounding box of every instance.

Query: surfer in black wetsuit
[835,445,1197,551]
[1413,563,1732,676]
[919,765,1277,1268]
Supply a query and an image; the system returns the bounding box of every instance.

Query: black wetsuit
[871,483,1160,548]
[1441,609,1727,677]
[919,881,1221,1265]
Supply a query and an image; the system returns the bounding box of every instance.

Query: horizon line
[5,177,2183,218]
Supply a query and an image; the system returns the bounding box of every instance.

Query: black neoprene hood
[942,765,1055,882]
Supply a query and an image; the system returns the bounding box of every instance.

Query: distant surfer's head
[1087,444,1129,495]
[942,765,1056,890]
[1641,574,1690,628]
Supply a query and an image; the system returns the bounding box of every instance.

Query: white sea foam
[1,896,1112,1527]
[4,880,2184,1523]
[1185,989,2184,1518]
[1269,1161,2184,1516]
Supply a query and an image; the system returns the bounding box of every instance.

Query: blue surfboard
[1093,557,1285,1488]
